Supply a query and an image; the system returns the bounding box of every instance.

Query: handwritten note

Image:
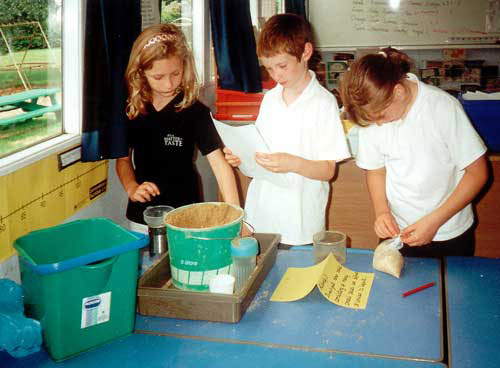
[271,253,374,309]
[349,1,496,39]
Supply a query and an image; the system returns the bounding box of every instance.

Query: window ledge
[0,134,81,176]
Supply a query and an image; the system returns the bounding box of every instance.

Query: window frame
[0,0,83,176]
[191,0,210,85]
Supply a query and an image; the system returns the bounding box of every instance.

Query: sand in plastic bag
[372,237,404,278]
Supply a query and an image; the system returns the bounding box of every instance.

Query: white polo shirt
[245,71,351,245]
[356,74,487,241]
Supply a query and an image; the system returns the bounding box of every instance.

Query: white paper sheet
[213,118,290,187]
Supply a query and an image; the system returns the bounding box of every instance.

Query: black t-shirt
[125,93,221,224]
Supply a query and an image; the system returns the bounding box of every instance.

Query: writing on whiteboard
[350,0,494,39]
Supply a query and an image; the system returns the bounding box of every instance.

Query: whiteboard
[308,0,500,49]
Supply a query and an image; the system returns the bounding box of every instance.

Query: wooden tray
[137,233,280,323]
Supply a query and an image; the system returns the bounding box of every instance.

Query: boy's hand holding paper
[255,152,298,173]
[213,117,290,187]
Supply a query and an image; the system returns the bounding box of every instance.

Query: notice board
[309,0,500,49]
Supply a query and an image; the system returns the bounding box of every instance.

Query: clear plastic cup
[313,230,347,264]
[143,205,175,228]
[230,237,258,292]
[208,274,235,294]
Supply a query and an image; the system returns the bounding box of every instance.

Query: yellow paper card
[271,253,374,309]
[269,259,327,302]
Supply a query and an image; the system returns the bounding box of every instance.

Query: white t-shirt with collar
[356,73,487,241]
[244,71,351,245]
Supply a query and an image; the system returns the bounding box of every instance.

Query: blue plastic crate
[459,96,500,152]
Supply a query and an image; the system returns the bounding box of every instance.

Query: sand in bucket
[164,202,244,291]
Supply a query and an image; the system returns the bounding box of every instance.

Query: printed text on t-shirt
[164,134,183,147]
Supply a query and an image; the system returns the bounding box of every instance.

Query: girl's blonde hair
[125,24,199,119]
[340,47,412,126]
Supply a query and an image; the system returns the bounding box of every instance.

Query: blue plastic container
[459,96,500,152]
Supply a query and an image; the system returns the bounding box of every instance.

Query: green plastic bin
[13,218,148,361]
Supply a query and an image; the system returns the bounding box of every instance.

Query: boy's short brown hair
[257,13,313,61]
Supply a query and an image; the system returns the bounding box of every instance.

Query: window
[254,0,284,28]
[159,0,284,86]
[161,0,212,85]
[0,0,82,175]
[161,0,193,47]
[0,1,62,158]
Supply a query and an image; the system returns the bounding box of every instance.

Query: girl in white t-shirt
[340,47,488,257]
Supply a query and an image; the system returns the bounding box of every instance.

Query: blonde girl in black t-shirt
[116,24,240,228]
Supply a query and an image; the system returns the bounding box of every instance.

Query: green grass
[0,48,61,64]
[0,114,62,158]
[0,48,61,90]
[0,68,61,89]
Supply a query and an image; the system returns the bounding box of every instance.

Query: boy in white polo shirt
[224,13,350,245]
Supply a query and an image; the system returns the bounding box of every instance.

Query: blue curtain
[209,0,262,93]
[285,0,306,18]
[81,0,142,162]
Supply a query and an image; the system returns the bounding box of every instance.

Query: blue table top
[1,332,446,368]
[445,256,500,368]
[137,247,444,362]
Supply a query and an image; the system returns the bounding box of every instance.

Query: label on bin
[81,292,111,329]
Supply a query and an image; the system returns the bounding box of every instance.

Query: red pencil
[402,282,436,297]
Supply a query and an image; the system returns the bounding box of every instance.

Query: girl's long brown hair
[340,47,412,125]
[125,24,199,120]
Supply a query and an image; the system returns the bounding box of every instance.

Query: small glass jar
[313,230,347,265]
[230,237,258,293]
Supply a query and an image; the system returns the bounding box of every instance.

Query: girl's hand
[128,181,160,203]
[374,212,400,239]
[255,152,298,173]
[401,215,440,246]
[223,147,241,167]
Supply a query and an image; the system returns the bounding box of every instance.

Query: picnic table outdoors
[0,88,61,126]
